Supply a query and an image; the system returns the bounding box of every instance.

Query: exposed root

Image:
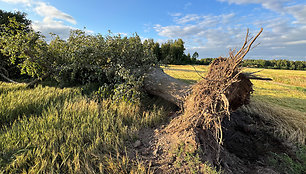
[132,28,301,173]
[143,28,266,173]
[165,28,262,164]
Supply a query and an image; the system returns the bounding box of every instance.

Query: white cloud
[34,2,76,25]
[155,13,236,38]
[154,1,306,60]
[175,14,202,24]
[217,0,289,12]
[1,0,77,40]
[285,40,306,45]
[154,24,202,38]
[32,1,77,40]
[286,5,306,24]
[32,19,75,41]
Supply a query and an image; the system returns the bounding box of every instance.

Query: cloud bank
[154,0,306,60]
[1,0,76,40]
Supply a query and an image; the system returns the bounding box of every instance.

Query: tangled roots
[165,28,263,166]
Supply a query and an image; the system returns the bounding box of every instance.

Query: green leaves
[0,17,159,101]
[0,17,48,78]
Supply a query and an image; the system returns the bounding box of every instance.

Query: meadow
[0,82,175,173]
[1,11,304,173]
[163,65,306,111]
[0,65,305,173]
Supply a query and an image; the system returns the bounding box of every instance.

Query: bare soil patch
[131,107,296,173]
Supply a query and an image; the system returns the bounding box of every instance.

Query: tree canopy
[0,9,32,78]
[0,17,161,101]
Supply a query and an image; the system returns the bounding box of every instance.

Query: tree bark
[144,67,191,108]
[26,71,52,88]
[143,67,271,108]
[0,72,20,84]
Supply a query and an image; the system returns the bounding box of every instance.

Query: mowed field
[163,65,306,144]
[163,65,306,112]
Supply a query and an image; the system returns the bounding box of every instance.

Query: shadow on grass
[0,146,36,170]
[253,95,306,113]
[0,93,73,129]
[175,78,197,84]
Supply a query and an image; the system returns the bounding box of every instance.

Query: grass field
[0,66,305,173]
[163,65,306,111]
[0,82,174,173]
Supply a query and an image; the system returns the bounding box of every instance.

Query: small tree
[191,52,199,64]
[192,52,199,59]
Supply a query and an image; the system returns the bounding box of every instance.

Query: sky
[0,0,306,60]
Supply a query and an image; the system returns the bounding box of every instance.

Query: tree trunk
[143,67,270,108]
[0,73,20,84]
[26,71,52,88]
[144,67,191,108]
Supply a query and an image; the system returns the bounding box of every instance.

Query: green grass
[0,81,219,173]
[1,65,305,173]
[269,145,306,174]
[162,65,207,84]
[243,68,306,87]
[251,80,306,112]
[0,83,81,128]
[172,143,221,174]
[163,65,306,112]
[241,99,306,144]
[0,82,170,173]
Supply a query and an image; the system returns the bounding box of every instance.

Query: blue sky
[1,0,306,60]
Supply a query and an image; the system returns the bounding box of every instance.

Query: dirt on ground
[131,107,296,174]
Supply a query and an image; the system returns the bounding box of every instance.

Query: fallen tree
[142,28,274,173]
[141,28,299,173]
[144,28,269,109]
[1,15,302,173]
[0,18,157,90]
[2,20,299,173]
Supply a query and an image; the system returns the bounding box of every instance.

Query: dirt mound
[134,107,296,173]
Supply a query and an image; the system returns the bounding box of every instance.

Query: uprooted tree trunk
[143,28,265,173]
[144,29,268,109]
[144,67,191,108]
[145,28,263,109]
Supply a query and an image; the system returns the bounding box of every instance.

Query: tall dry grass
[0,82,169,173]
[241,98,306,144]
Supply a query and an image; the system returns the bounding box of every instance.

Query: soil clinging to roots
[136,28,297,173]
[141,28,287,173]
[165,28,263,165]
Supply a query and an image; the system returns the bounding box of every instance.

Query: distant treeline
[145,39,306,70]
[241,59,306,70]
[190,58,306,70]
